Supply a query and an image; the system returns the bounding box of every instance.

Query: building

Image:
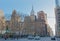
[55,0,60,37]
[10,10,21,34]
[23,16,34,35]
[23,6,36,35]
[23,6,48,36]
[30,6,36,21]
[0,10,6,34]
[37,11,47,22]
[37,11,47,36]
[55,7,60,37]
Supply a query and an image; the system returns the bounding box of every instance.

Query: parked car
[51,37,56,40]
[28,35,34,40]
[20,35,28,38]
[34,36,40,40]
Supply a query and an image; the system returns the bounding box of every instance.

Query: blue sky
[0,0,55,35]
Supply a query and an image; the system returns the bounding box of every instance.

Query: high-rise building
[23,6,36,35]
[37,11,47,36]
[30,6,36,22]
[55,0,60,37]
[55,0,60,7]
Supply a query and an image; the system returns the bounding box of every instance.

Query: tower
[55,0,60,37]
[30,6,34,16]
[30,6,36,21]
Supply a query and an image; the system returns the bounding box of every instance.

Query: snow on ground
[56,38,60,41]
[0,37,60,41]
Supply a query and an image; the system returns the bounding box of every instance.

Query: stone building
[36,11,47,36]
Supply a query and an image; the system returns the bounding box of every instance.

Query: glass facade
[56,0,60,7]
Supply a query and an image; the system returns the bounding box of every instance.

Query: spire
[32,5,33,11]
[55,0,59,7]
[30,5,34,16]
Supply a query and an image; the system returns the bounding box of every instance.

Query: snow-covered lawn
[0,37,60,41]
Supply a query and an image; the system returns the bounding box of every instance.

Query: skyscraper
[55,0,60,37]
[30,6,36,21]
[55,0,59,7]
[30,6,34,16]
[23,6,36,35]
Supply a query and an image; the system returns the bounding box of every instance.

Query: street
[0,37,60,41]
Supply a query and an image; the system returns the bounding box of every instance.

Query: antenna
[30,5,35,16]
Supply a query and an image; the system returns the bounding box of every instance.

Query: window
[58,18,60,21]
[59,24,60,27]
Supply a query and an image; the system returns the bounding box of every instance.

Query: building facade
[55,7,60,37]
[37,11,47,36]
[55,0,60,37]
